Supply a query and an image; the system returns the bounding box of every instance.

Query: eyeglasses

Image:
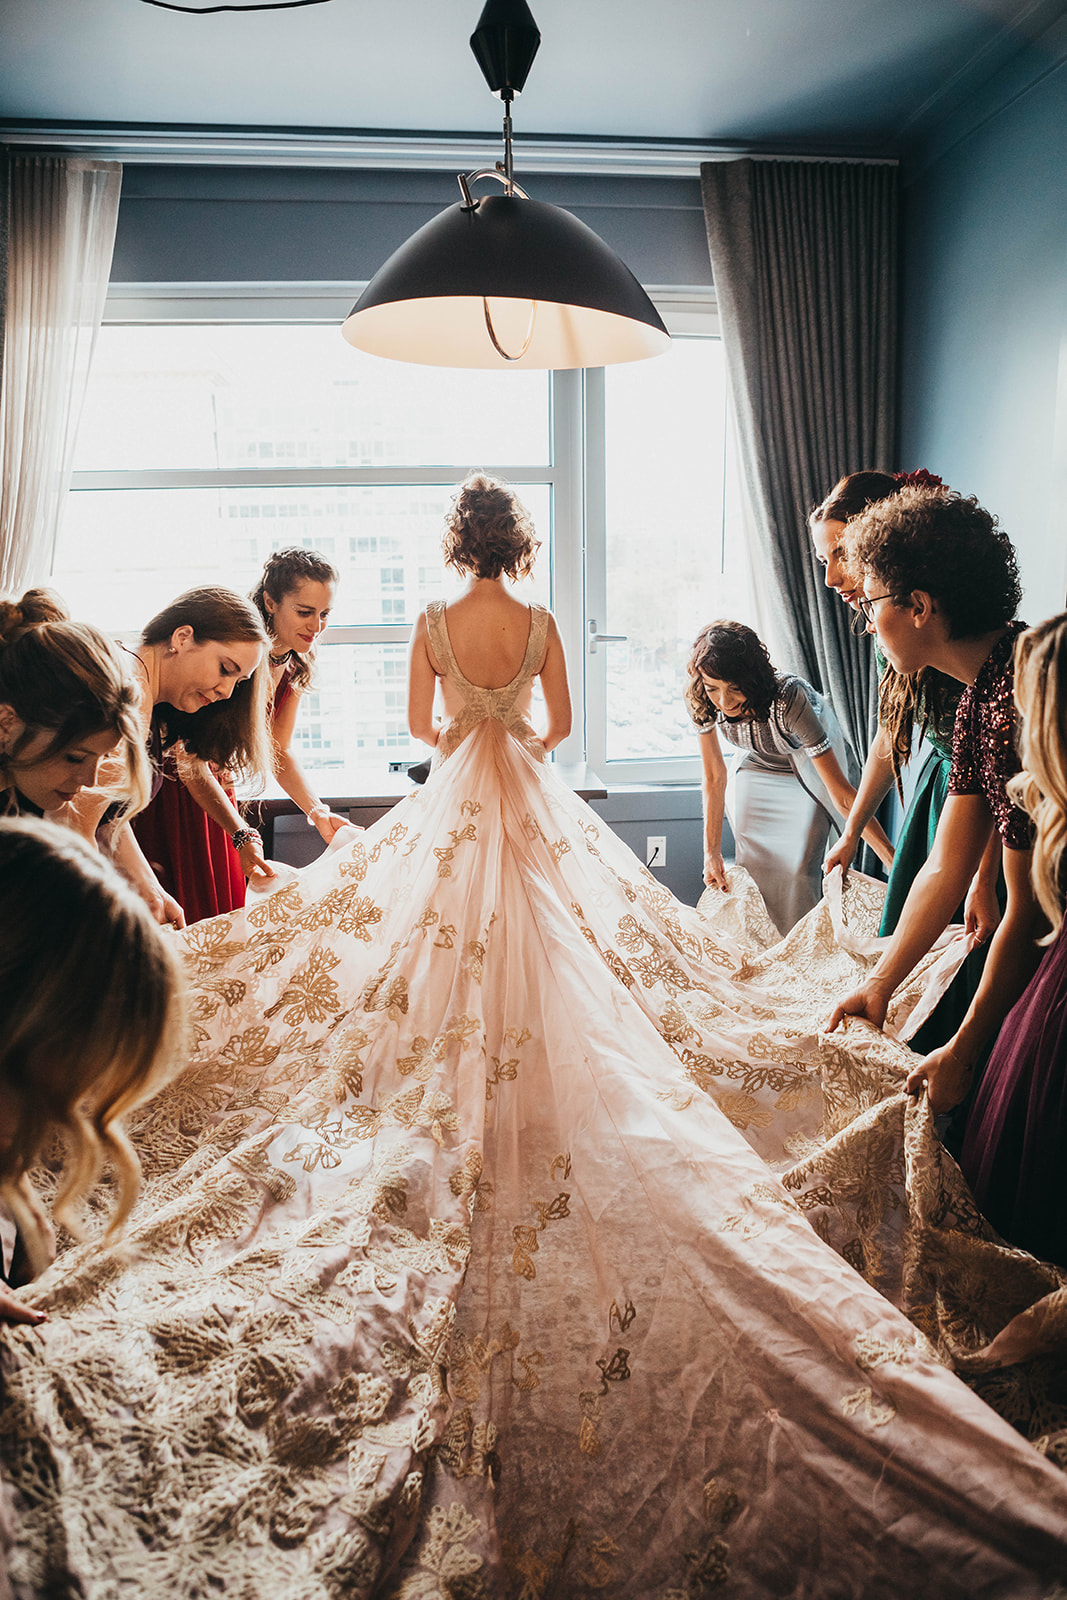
[852,593,894,630]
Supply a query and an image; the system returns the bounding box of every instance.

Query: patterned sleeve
[948,688,980,795]
[949,665,1035,850]
[776,680,832,757]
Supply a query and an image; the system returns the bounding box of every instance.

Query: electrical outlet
[646,835,667,868]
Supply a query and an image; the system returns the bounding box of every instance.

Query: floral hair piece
[893,468,943,490]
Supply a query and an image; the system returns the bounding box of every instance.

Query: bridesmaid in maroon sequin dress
[961,613,1067,1266]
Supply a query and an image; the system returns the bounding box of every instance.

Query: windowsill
[249,760,608,811]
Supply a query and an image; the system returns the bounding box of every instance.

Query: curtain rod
[0,125,899,179]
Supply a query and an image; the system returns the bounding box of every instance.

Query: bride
[3,477,1066,1598]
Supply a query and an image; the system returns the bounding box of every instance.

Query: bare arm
[537,614,572,752]
[108,823,186,929]
[699,728,730,891]
[824,727,895,878]
[828,792,995,1031]
[407,612,441,750]
[174,747,276,887]
[906,844,1045,1110]
[964,829,1003,944]
[810,748,894,870]
[271,685,352,842]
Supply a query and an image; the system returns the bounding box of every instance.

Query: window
[58,288,742,782]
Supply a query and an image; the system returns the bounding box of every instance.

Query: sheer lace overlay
[2,624,1067,1597]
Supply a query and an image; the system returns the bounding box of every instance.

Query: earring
[165,645,178,657]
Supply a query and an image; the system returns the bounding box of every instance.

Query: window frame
[69,283,721,784]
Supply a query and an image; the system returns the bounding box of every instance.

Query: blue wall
[112,166,712,290]
[899,22,1067,616]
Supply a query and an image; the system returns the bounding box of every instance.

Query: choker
[269,650,293,667]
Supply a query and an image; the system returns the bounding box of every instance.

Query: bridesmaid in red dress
[250,548,350,846]
[960,612,1067,1266]
[130,588,274,923]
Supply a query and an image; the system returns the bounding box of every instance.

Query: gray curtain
[701,157,898,758]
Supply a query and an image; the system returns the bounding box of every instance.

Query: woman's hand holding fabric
[0,1286,46,1327]
[827,978,892,1034]
[703,849,729,891]
[823,832,858,880]
[905,1041,974,1113]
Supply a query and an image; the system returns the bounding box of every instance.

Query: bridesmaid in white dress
[688,620,894,937]
[2,478,1066,1598]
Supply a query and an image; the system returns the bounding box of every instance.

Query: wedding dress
[2,600,1066,1598]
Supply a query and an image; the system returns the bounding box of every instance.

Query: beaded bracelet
[306,804,330,826]
[231,826,262,851]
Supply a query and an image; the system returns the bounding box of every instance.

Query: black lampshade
[342,193,670,370]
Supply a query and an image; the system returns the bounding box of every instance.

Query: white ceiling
[1,0,1064,152]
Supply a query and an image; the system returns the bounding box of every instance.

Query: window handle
[587,619,627,655]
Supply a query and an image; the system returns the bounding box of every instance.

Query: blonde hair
[442,474,540,581]
[0,819,186,1271]
[1010,614,1067,940]
[0,589,151,819]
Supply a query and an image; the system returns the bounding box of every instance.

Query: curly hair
[141,587,272,783]
[0,819,185,1271]
[442,474,540,582]
[1010,614,1067,939]
[844,487,1021,640]
[0,588,151,819]
[250,547,338,694]
[685,621,780,727]
[809,469,899,528]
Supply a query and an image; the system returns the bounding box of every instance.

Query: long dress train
[2,603,1066,1597]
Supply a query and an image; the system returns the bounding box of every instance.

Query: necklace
[269,649,293,667]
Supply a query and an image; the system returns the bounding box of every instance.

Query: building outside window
[55,290,747,781]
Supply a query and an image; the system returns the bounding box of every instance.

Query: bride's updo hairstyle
[141,586,272,784]
[685,620,780,727]
[442,473,541,581]
[250,546,338,693]
[0,819,185,1273]
[0,588,150,817]
[1009,614,1067,941]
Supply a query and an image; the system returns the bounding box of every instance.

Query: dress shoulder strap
[425,600,456,677]
[522,603,550,678]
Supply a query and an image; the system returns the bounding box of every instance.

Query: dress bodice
[425,597,549,765]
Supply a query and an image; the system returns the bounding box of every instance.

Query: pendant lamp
[341,0,670,370]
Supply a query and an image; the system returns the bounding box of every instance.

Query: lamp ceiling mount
[341,0,669,370]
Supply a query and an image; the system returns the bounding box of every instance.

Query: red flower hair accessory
[894,468,943,490]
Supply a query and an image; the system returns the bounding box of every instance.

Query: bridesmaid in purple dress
[960,612,1067,1266]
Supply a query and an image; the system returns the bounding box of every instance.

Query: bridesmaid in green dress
[809,469,1002,1049]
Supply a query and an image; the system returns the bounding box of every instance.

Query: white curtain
[0,155,121,594]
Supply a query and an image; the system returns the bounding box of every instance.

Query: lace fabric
[1,645,1066,1596]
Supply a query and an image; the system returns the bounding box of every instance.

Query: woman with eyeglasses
[687,619,893,937]
[828,486,1041,1124]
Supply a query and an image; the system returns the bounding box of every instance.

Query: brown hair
[250,547,338,693]
[0,818,185,1271]
[141,587,272,783]
[845,487,1021,640]
[810,470,899,528]
[442,474,540,581]
[0,588,151,818]
[1011,615,1067,940]
[685,621,781,727]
